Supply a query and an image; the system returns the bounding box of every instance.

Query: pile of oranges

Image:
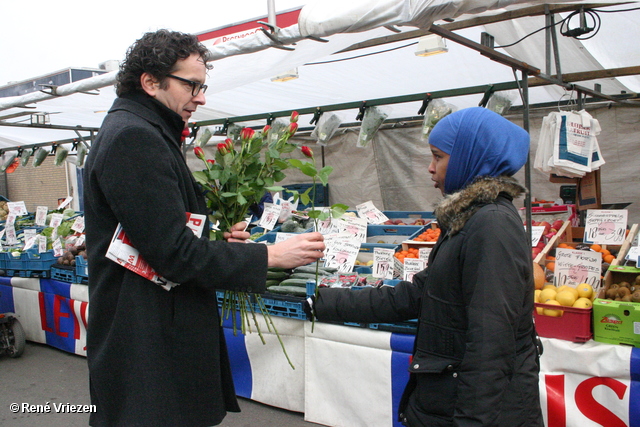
[413,227,441,242]
[394,248,420,262]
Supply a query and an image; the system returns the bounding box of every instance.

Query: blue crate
[75,256,88,283]
[1,249,55,278]
[255,294,306,320]
[360,224,425,252]
[282,183,328,210]
[51,264,76,283]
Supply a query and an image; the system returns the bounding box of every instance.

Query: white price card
[7,201,28,216]
[315,216,339,235]
[5,224,17,245]
[418,247,432,263]
[52,238,64,257]
[584,209,628,245]
[554,247,602,291]
[373,247,395,279]
[38,235,48,253]
[323,235,361,273]
[23,234,38,251]
[274,232,298,243]
[356,201,389,225]
[403,258,427,282]
[35,206,48,226]
[71,216,85,233]
[530,226,546,247]
[49,213,64,228]
[335,216,368,243]
[57,197,73,209]
[258,203,282,231]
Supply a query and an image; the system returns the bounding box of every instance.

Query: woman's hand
[224,222,250,242]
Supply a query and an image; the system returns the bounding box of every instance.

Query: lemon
[534,289,541,302]
[573,297,593,309]
[556,290,577,307]
[542,300,564,317]
[576,283,593,299]
[538,288,557,303]
[557,286,579,300]
[543,283,556,291]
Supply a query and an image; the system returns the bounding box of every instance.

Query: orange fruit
[590,244,602,252]
[533,262,545,290]
[600,249,611,257]
[604,254,615,264]
[546,261,555,273]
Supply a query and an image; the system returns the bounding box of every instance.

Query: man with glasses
[83,29,325,426]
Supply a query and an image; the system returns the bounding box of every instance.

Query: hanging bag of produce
[357,106,389,148]
[75,143,88,168]
[421,99,455,140]
[54,146,69,166]
[20,148,33,167]
[1,152,18,172]
[311,112,342,146]
[32,147,49,167]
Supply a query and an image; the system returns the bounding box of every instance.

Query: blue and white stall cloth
[1,277,639,427]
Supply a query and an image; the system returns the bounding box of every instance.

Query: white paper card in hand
[259,203,281,231]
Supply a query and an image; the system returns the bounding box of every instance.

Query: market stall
[2,276,638,427]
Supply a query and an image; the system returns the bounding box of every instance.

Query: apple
[552,219,564,231]
[538,221,552,235]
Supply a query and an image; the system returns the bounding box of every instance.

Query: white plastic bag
[357,106,389,148]
[311,112,342,146]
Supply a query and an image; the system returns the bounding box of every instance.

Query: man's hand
[267,232,325,269]
[224,222,250,242]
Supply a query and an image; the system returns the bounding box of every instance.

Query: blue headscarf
[428,107,530,195]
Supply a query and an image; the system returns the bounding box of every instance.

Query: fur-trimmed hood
[434,176,526,236]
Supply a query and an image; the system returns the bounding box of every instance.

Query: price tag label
[71,216,86,233]
[530,226,545,247]
[584,209,627,245]
[258,203,282,231]
[356,201,389,225]
[335,216,367,243]
[554,248,602,291]
[5,224,17,245]
[38,235,48,253]
[23,234,38,251]
[418,247,432,263]
[57,197,73,209]
[274,232,298,243]
[7,201,28,216]
[323,234,361,273]
[49,213,64,228]
[403,258,427,282]
[52,238,64,257]
[373,248,394,279]
[35,206,48,226]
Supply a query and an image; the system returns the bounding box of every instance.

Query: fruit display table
[1,277,639,427]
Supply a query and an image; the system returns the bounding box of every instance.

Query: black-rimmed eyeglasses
[166,74,208,97]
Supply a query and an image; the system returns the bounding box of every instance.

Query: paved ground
[0,341,324,426]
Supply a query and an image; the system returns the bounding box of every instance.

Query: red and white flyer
[106,213,206,291]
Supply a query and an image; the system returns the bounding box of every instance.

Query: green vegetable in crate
[278,278,310,288]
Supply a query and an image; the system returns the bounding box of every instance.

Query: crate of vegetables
[2,249,55,278]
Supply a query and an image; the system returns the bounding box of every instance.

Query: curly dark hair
[115,29,212,97]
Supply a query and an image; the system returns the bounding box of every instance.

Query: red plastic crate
[533,302,593,342]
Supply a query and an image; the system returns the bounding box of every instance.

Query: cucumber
[278,278,311,288]
[267,285,307,297]
[266,279,282,287]
[289,272,319,281]
[293,266,332,276]
[266,270,289,280]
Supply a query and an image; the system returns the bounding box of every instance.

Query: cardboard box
[592,298,640,347]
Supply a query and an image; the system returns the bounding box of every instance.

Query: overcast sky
[0,0,304,87]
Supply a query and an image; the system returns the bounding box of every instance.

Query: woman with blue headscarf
[309,107,543,426]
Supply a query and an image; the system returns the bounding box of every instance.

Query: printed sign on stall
[258,203,282,231]
[554,247,602,291]
[373,248,394,279]
[35,206,48,226]
[583,209,627,245]
[355,201,389,225]
[323,233,361,273]
[403,258,426,282]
